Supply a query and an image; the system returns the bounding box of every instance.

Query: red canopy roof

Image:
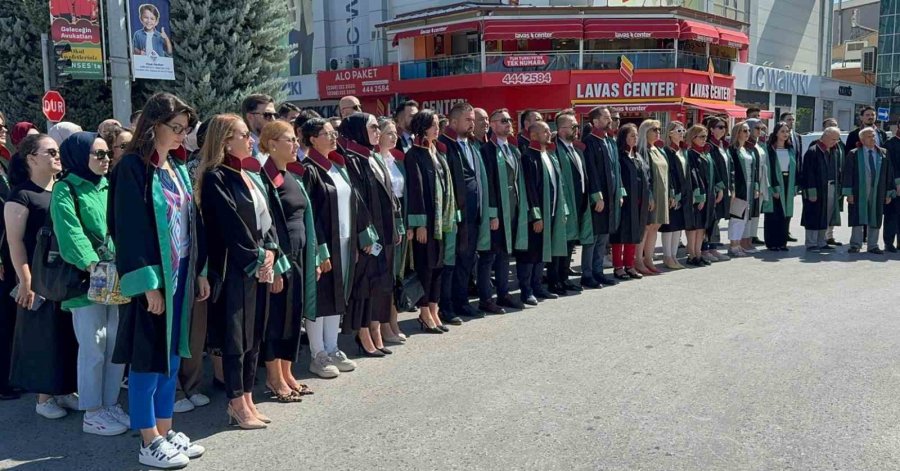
[679,20,719,44]
[717,28,749,49]
[483,19,583,41]
[584,18,680,40]
[394,20,481,41]
[683,99,747,118]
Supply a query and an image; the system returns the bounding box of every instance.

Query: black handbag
[394,239,423,311]
[31,180,89,302]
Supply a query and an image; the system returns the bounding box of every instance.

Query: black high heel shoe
[355,337,386,357]
[378,347,393,355]
[417,317,444,334]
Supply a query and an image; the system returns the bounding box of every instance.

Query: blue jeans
[72,304,123,410]
[581,234,609,280]
[516,262,544,298]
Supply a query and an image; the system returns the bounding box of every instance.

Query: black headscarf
[338,112,374,150]
[60,131,103,185]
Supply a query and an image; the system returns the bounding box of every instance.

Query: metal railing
[399,53,481,80]
[678,51,734,74]
[582,50,676,71]
[484,51,579,72]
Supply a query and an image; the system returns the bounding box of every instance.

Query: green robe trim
[843,148,887,227]
[282,172,320,322]
[541,150,570,262]
[555,144,594,245]
[495,144,513,253]
[605,137,625,227]
[763,147,798,217]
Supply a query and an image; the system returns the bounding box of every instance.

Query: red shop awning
[683,98,746,118]
[483,19,583,41]
[717,27,749,50]
[679,20,719,44]
[394,20,481,42]
[584,18,680,40]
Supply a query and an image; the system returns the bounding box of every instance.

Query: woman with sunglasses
[5,133,79,420]
[660,121,691,269]
[339,113,394,358]
[101,125,133,168]
[703,117,731,262]
[376,118,408,343]
[51,131,132,436]
[611,123,652,279]
[684,125,722,266]
[744,119,768,251]
[300,118,368,378]
[634,120,666,275]
[762,122,799,251]
[727,121,759,257]
[109,93,206,468]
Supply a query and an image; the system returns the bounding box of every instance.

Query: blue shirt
[132,29,169,58]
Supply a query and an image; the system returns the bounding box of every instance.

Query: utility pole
[106,0,132,125]
[40,33,53,130]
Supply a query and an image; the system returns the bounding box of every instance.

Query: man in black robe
[884,124,900,251]
[580,106,621,288]
[517,109,542,155]
[845,127,897,254]
[801,127,841,251]
[393,100,418,153]
[846,106,888,151]
[548,111,586,295]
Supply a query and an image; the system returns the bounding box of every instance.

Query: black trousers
[764,198,790,249]
[547,242,575,286]
[884,208,900,248]
[223,342,261,400]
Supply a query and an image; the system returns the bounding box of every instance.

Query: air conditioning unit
[844,41,868,61]
[861,46,877,74]
[353,57,371,68]
[328,57,349,71]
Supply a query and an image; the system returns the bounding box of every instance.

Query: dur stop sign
[42,90,66,123]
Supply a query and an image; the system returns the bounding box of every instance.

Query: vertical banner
[48,0,105,80]
[126,0,175,80]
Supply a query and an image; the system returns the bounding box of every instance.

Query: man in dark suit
[548,111,587,295]
[517,109,542,155]
[438,101,487,322]
[393,100,418,153]
[884,123,900,251]
[846,106,888,151]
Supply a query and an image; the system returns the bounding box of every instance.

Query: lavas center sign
[571,70,734,103]
[48,0,105,80]
[127,0,175,80]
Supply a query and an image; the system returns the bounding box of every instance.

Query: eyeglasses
[250,112,278,121]
[650,127,661,133]
[161,122,194,135]
[91,150,112,161]
[31,148,59,158]
[276,137,299,144]
[317,131,338,139]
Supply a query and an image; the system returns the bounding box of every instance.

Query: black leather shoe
[613,269,630,280]
[496,295,524,310]
[0,389,20,401]
[478,300,506,315]
[818,245,835,251]
[458,305,485,318]
[534,289,559,300]
[848,246,860,253]
[548,284,568,296]
[523,295,539,306]
[440,313,463,325]
[787,235,798,242]
[625,268,643,279]
[596,274,619,286]
[580,277,601,289]
[869,248,885,255]
[752,237,765,245]
[567,268,581,277]
[562,281,583,292]
[887,245,898,253]
[826,238,843,246]
[806,246,819,252]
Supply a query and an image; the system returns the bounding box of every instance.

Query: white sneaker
[106,404,131,428]
[329,350,357,372]
[83,409,128,436]
[139,436,190,469]
[173,398,195,413]
[189,393,210,407]
[701,253,718,263]
[55,393,80,410]
[166,430,205,459]
[603,255,613,268]
[36,397,67,419]
[309,351,340,378]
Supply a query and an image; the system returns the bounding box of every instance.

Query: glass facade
[876,0,900,116]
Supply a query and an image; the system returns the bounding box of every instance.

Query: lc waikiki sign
[571,70,735,105]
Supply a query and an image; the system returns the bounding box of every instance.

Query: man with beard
[548,111,588,295]
[846,106,888,150]
[477,109,525,311]
[580,106,622,288]
[438,102,491,321]
[517,109,543,155]
[241,93,276,158]
[393,100,418,153]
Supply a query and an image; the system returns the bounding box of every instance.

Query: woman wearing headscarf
[338,113,394,358]
[48,122,84,145]
[109,92,206,468]
[377,117,408,343]
[635,119,666,275]
[300,117,372,378]
[0,111,18,400]
[196,114,277,429]
[5,133,79,419]
[659,121,691,269]
[257,120,318,401]
[51,131,130,435]
[762,121,799,251]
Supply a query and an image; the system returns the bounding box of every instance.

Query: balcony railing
[399,54,481,80]
[485,52,579,73]
[678,51,734,74]
[583,50,676,71]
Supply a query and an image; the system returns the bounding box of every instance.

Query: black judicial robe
[686,146,718,230]
[708,138,732,220]
[405,143,450,271]
[661,145,694,232]
[582,128,623,236]
[842,146,896,228]
[611,148,651,244]
[729,144,761,220]
[800,143,833,231]
[481,136,521,254]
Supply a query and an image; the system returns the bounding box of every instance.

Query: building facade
[876,0,900,122]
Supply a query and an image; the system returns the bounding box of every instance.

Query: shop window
[822,100,834,123]
[584,38,670,51]
[795,96,815,134]
[736,90,770,113]
[775,93,792,108]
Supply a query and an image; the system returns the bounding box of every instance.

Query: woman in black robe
[301,118,374,378]
[196,114,276,430]
[610,124,653,280]
[660,121,692,269]
[684,125,721,267]
[339,113,397,357]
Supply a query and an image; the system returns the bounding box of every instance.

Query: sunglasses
[116,143,129,150]
[31,148,59,157]
[0,124,6,131]
[91,150,112,161]
[672,129,686,134]
[162,122,194,135]
[493,118,512,124]
[250,112,278,120]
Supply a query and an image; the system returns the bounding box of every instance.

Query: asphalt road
[3,208,900,470]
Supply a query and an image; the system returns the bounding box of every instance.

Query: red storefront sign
[482,19,583,40]
[503,55,549,68]
[317,65,395,99]
[571,69,734,103]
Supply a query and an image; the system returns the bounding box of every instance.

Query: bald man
[473,107,489,144]
[844,127,898,253]
[338,96,361,118]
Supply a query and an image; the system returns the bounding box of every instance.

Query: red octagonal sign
[42,90,66,123]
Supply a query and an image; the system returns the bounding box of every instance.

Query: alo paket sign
[571,70,734,102]
[318,65,395,99]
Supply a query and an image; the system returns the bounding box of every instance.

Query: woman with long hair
[257,120,318,401]
[196,114,278,428]
[684,125,722,266]
[762,121,799,251]
[109,92,206,468]
[339,112,396,358]
[635,119,666,275]
[659,121,691,269]
[703,116,731,262]
[300,117,369,377]
[404,109,456,333]
[0,111,20,401]
[376,117,408,343]
[727,121,758,257]
[610,123,652,279]
[101,124,133,168]
[5,133,79,419]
